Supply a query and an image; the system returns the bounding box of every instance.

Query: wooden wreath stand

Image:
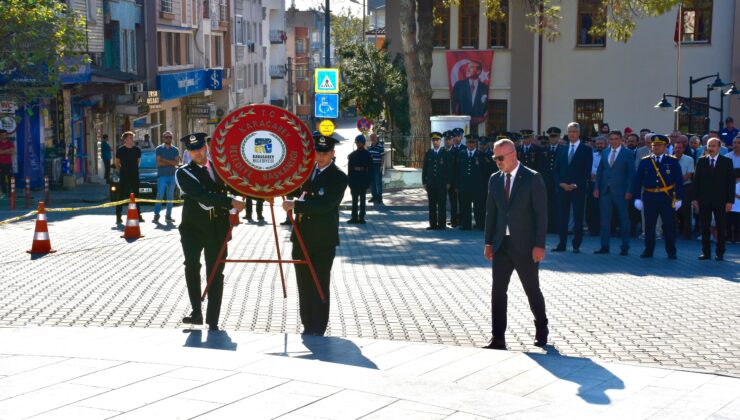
[200,196,325,303]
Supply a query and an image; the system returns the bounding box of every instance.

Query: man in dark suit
[283,135,348,336]
[176,133,246,331]
[516,129,543,172]
[347,134,373,224]
[454,134,484,230]
[692,137,735,261]
[423,132,452,230]
[447,128,464,227]
[553,122,593,253]
[593,130,635,255]
[483,138,548,350]
[451,61,489,126]
[542,127,562,234]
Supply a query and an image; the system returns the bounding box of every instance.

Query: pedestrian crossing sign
[314,68,340,93]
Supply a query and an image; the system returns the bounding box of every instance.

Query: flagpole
[675,3,682,131]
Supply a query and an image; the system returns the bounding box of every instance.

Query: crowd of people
[422,119,740,260]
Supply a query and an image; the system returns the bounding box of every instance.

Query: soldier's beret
[430,131,443,140]
[452,127,464,136]
[181,133,208,151]
[651,134,669,144]
[314,135,338,152]
[520,129,534,138]
[546,127,562,135]
[355,134,366,144]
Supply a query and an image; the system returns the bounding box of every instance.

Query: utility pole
[324,0,331,67]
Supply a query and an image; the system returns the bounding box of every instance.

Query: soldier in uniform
[282,135,348,336]
[542,127,562,233]
[347,134,373,224]
[517,129,543,172]
[176,133,246,331]
[477,136,496,230]
[422,132,452,230]
[632,134,684,259]
[455,134,484,230]
[447,128,464,227]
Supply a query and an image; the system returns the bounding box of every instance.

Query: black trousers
[728,212,740,243]
[0,164,12,195]
[292,245,336,335]
[700,203,728,257]
[246,197,264,218]
[458,190,474,229]
[491,237,548,339]
[102,160,111,184]
[115,178,141,218]
[474,189,487,229]
[426,184,446,228]
[544,177,558,233]
[557,188,586,248]
[350,187,367,221]
[180,224,228,326]
[586,181,600,235]
[628,199,641,237]
[448,185,459,226]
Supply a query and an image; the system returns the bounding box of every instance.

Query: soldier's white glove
[634,199,644,211]
[673,200,682,210]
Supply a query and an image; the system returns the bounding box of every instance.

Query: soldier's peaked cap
[313,135,338,152]
[546,127,562,135]
[431,131,443,139]
[651,134,669,144]
[520,129,534,137]
[452,127,464,136]
[182,133,208,151]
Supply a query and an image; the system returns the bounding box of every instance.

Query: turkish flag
[674,9,681,44]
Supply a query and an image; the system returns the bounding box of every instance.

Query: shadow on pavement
[182,329,238,351]
[526,346,624,405]
[267,334,378,370]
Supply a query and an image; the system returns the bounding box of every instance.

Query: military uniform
[516,130,543,172]
[176,133,236,330]
[631,135,684,258]
[447,128,464,227]
[422,132,452,229]
[476,137,495,230]
[290,136,348,336]
[542,127,562,234]
[347,135,373,223]
[455,135,484,230]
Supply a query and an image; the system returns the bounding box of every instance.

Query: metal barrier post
[44,176,50,205]
[25,177,30,209]
[9,177,15,210]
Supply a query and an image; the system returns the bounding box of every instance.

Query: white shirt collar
[570,140,580,149]
[505,163,520,179]
[610,145,621,154]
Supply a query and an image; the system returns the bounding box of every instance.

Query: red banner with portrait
[446,51,494,126]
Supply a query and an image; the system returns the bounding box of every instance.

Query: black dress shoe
[551,246,566,252]
[593,248,609,254]
[358,219,366,224]
[482,338,507,350]
[572,248,580,254]
[208,324,220,331]
[534,324,548,347]
[425,226,436,230]
[182,314,203,325]
[698,254,710,260]
[619,249,629,256]
[347,219,359,224]
[280,220,291,226]
[639,253,653,258]
[668,254,677,260]
[715,255,724,261]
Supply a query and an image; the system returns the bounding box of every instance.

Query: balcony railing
[269,65,286,79]
[270,30,286,44]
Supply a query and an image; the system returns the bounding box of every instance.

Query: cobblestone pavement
[1,188,739,379]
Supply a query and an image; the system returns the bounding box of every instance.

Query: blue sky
[288,0,364,15]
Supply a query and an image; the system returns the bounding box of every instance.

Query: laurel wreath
[214,108,312,194]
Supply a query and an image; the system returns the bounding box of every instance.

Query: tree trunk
[399,0,434,167]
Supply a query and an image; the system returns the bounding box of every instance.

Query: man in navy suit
[552,122,593,253]
[593,130,635,255]
[451,61,489,126]
[483,138,548,350]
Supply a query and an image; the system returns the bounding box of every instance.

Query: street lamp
[655,93,722,132]
[688,73,725,133]
[718,81,739,130]
[654,95,674,111]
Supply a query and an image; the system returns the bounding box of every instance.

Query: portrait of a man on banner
[447,51,494,128]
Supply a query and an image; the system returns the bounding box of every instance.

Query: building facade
[286,8,324,124]
[386,0,737,137]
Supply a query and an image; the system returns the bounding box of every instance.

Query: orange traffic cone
[229,207,240,227]
[27,202,56,255]
[121,193,144,239]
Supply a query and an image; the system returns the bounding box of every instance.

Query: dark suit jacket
[451,79,488,117]
[595,147,635,197]
[175,160,233,234]
[422,148,452,188]
[554,141,593,189]
[693,154,735,206]
[347,148,373,190]
[291,163,348,249]
[484,165,548,255]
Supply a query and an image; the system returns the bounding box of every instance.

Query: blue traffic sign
[315,94,339,119]
[314,68,340,93]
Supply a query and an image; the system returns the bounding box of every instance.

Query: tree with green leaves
[0,0,88,106]
[337,41,409,134]
[331,8,366,54]
[398,0,682,139]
